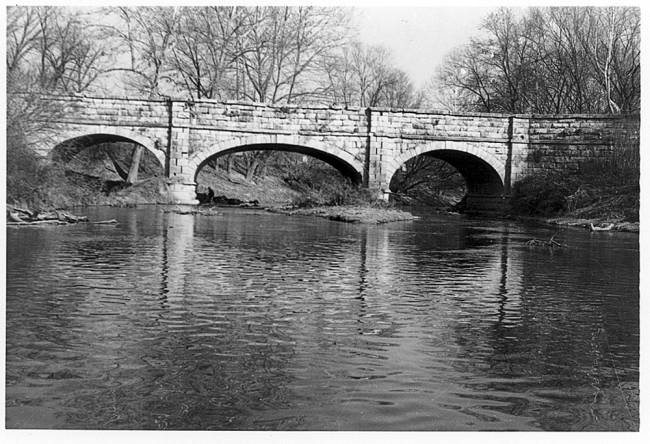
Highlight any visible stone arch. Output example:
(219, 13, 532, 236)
(49, 127, 166, 169)
(385, 141, 506, 196)
(187, 134, 364, 183)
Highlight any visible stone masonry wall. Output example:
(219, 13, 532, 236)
(45, 95, 170, 126)
(523, 114, 640, 175)
(36, 94, 640, 203)
(184, 100, 367, 152)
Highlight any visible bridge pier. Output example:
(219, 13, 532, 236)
(167, 181, 199, 205)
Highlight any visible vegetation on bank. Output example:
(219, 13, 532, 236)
(510, 144, 639, 230)
(6, 141, 170, 211)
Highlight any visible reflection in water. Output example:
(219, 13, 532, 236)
(5, 207, 639, 431)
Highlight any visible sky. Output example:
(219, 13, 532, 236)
(356, 7, 492, 88)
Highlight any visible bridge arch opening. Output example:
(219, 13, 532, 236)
(191, 142, 363, 205)
(51, 133, 165, 168)
(388, 148, 505, 211)
(50, 133, 166, 191)
(193, 143, 362, 184)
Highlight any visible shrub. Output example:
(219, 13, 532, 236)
(511, 144, 639, 220)
(291, 179, 375, 208)
(511, 171, 574, 216)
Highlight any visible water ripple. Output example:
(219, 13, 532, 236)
(5, 207, 639, 430)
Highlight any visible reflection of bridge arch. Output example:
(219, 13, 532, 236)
(49, 129, 166, 169)
(385, 141, 506, 196)
(187, 135, 364, 184)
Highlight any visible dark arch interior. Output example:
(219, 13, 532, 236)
(195, 143, 362, 184)
(51, 134, 160, 165)
(389, 149, 504, 205)
(430, 150, 504, 195)
(50, 134, 164, 186)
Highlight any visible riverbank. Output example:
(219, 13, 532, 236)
(510, 200, 639, 233)
(268, 205, 417, 224)
(7, 152, 637, 231)
(510, 162, 638, 233)
(543, 217, 639, 233)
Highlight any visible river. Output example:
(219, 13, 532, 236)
(5, 206, 639, 431)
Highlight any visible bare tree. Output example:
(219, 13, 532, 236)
(6, 7, 42, 80)
(8, 6, 109, 94)
(434, 40, 495, 112)
(170, 7, 255, 100)
(433, 6, 640, 114)
(31, 7, 109, 94)
(235, 6, 351, 104)
(324, 42, 420, 108)
(577, 7, 640, 113)
(101, 7, 179, 97)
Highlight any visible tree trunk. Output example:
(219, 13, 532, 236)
(105, 150, 130, 181)
(126, 144, 144, 184)
(255, 161, 267, 178)
(226, 155, 235, 179)
(246, 157, 260, 181)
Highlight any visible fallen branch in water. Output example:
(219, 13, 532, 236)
(6, 207, 117, 227)
(7, 219, 68, 226)
(11, 206, 35, 218)
(91, 219, 118, 224)
(589, 223, 615, 232)
(526, 234, 567, 249)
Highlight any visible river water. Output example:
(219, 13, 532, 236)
(5, 207, 639, 431)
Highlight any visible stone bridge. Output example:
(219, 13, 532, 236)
(29, 94, 639, 211)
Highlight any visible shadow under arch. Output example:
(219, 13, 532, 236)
(387, 144, 505, 197)
(188, 136, 364, 184)
(49, 131, 166, 170)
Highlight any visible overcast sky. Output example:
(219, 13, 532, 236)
(356, 7, 493, 88)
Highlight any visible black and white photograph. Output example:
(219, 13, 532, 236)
(2, 0, 644, 438)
